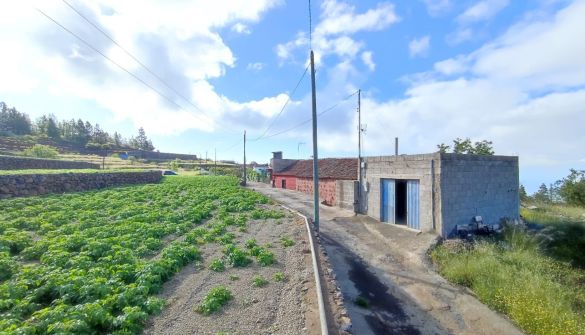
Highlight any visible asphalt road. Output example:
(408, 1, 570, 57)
(249, 182, 524, 335)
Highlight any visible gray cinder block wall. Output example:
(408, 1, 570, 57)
(360, 153, 519, 237)
(335, 180, 358, 211)
(439, 154, 519, 237)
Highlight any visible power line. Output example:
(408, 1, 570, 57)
(253, 64, 309, 141)
(258, 90, 359, 140)
(59, 0, 237, 132)
(36, 8, 214, 127)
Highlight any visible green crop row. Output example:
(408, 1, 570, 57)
(0, 176, 271, 334)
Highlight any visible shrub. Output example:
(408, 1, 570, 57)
(280, 236, 295, 247)
(22, 144, 59, 158)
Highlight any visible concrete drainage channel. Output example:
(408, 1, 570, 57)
(281, 205, 353, 335)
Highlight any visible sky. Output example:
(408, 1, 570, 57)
(1, 0, 584, 193)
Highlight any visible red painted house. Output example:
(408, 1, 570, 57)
(270, 152, 357, 206)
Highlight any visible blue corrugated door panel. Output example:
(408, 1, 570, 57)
(407, 180, 420, 230)
(381, 179, 395, 224)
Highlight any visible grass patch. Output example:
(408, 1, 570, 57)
(431, 225, 585, 335)
(196, 286, 233, 315)
(252, 275, 268, 287)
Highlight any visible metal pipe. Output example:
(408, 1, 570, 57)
(281, 205, 329, 335)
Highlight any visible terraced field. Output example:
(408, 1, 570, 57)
(0, 176, 313, 334)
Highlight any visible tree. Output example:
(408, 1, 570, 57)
(519, 184, 529, 203)
(533, 183, 551, 203)
(132, 127, 155, 151)
(437, 143, 450, 153)
(113, 132, 122, 147)
(558, 169, 585, 207)
(473, 140, 494, 155)
(34, 114, 60, 139)
(0, 103, 32, 135)
(453, 138, 474, 154)
(437, 138, 494, 155)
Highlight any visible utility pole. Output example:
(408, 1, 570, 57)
(310, 50, 320, 232)
(243, 130, 247, 186)
(357, 89, 362, 214)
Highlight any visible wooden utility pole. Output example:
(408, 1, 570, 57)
(310, 50, 320, 232)
(243, 130, 247, 186)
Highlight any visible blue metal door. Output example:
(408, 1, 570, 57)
(381, 179, 395, 224)
(407, 180, 420, 230)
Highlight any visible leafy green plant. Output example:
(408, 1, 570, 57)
(224, 244, 251, 267)
(255, 249, 275, 266)
(280, 236, 295, 247)
(273, 272, 285, 282)
(252, 275, 268, 287)
(209, 259, 225, 272)
(196, 286, 233, 315)
(245, 238, 258, 249)
(251, 209, 285, 220)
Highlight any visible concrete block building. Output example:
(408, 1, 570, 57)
(270, 151, 519, 238)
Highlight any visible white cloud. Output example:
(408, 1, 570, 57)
(457, 0, 511, 24)
(361, 51, 375, 71)
(422, 0, 452, 16)
(308, 0, 585, 175)
(247, 62, 264, 70)
(0, 0, 287, 135)
(409, 36, 431, 57)
(231, 23, 251, 34)
(276, 0, 398, 65)
(446, 27, 474, 44)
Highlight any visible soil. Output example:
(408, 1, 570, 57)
(142, 205, 318, 335)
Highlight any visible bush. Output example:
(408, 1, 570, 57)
(22, 144, 59, 158)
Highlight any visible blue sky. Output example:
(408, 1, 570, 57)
(1, 0, 584, 193)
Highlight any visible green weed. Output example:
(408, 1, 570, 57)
(209, 259, 225, 272)
(280, 236, 295, 247)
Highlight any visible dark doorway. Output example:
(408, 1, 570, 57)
(281, 179, 286, 189)
(395, 180, 407, 225)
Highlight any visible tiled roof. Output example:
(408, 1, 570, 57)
(276, 158, 357, 180)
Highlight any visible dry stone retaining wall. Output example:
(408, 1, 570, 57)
(0, 155, 99, 170)
(0, 171, 162, 199)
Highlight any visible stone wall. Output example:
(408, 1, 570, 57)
(439, 154, 519, 237)
(0, 171, 162, 199)
(0, 155, 99, 170)
(361, 154, 439, 233)
(335, 180, 358, 211)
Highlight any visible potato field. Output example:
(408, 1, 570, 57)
(0, 176, 312, 334)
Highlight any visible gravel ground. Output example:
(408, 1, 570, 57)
(142, 205, 317, 335)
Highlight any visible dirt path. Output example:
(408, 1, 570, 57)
(142, 205, 319, 335)
(249, 182, 524, 335)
